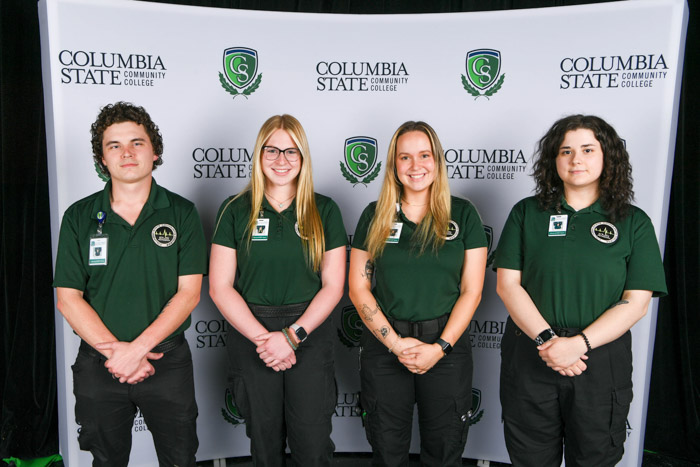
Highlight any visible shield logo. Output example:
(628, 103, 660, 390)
(471, 388, 482, 414)
(223, 48, 258, 89)
(344, 137, 377, 178)
(222, 388, 244, 425)
(466, 49, 501, 90)
(338, 305, 363, 348)
(483, 225, 493, 254)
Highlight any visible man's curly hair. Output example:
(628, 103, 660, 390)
(91, 102, 164, 177)
(532, 114, 634, 222)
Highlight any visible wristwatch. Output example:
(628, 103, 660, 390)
(290, 324, 308, 343)
(435, 338, 453, 356)
(534, 328, 557, 346)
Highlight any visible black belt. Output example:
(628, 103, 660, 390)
(248, 301, 309, 318)
(389, 313, 450, 338)
(79, 333, 185, 357)
(552, 326, 581, 338)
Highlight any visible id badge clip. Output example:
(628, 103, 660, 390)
(89, 211, 108, 266)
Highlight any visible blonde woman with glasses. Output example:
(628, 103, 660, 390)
(209, 114, 347, 466)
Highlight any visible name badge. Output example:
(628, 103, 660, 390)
(386, 222, 403, 244)
(89, 236, 108, 266)
(548, 214, 568, 237)
(252, 218, 269, 241)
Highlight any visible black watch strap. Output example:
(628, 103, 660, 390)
(435, 338, 453, 356)
(534, 328, 557, 346)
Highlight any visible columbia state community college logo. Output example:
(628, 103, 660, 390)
(219, 47, 262, 99)
(222, 388, 245, 425)
(470, 388, 484, 425)
(340, 137, 382, 186)
(337, 305, 363, 348)
(461, 49, 505, 99)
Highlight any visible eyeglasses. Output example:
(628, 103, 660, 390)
(262, 146, 300, 162)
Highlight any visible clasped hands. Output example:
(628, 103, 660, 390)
(254, 331, 296, 372)
(537, 336, 589, 377)
(95, 341, 163, 385)
(392, 336, 444, 375)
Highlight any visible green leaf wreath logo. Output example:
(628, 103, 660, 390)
(469, 388, 485, 426)
(461, 49, 505, 100)
(341, 137, 381, 186)
(94, 162, 110, 182)
(483, 225, 496, 269)
(337, 305, 363, 348)
(219, 47, 262, 99)
(221, 388, 245, 425)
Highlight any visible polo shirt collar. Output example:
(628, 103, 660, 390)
(560, 197, 607, 215)
(91, 177, 170, 224)
(261, 195, 297, 215)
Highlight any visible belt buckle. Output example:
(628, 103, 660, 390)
(411, 322, 421, 338)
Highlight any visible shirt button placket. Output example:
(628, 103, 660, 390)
(276, 213, 283, 240)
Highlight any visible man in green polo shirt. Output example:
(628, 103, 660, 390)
(53, 102, 206, 466)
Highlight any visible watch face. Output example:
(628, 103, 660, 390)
(436, 338, 452, 355)
(536, 328, 555, 345)
(294, 326, 308, 342)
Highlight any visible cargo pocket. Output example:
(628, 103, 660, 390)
(610, 386, 633, 447)
(359, 391, 377, 446)
(455, 396, 472, 448)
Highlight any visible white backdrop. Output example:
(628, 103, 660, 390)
(39, 0, 688, 465)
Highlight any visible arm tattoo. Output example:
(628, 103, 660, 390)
(360, 303, 377, 322)
(372, 326, 389, 341)
(608, 300, 630, 310)
(361, 260, 375, 282)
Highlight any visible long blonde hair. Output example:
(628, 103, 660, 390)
(239, 115, 325, 271)
(365, 121, 451, 259)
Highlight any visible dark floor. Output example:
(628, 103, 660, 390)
(194, 451, 700, 466)
(196, 455, 507, 466)
(3, 450, 696, 466)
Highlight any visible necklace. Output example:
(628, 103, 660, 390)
(265, 191, 295, 208)
(401, 198, 428, 207)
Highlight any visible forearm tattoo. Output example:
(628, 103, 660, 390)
(361, 260, 375, 282)
(360, 303, 378, 322)
(608, 300, 630, 310)
(372, 326, 389, 341)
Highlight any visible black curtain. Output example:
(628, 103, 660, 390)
(0, 0, 58, 460)
(1, 0, 697, 462)
(644, 4, 700, 461)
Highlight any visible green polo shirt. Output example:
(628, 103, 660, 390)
(211, 192, 347, 305)
(494, 196, 667, 329)
(53, 179, 207, 342)
(352, 196, 488, 322)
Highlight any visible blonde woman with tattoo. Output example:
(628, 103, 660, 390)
(348, 121, 487, 467)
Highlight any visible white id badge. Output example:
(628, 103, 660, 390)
(89, 236, 108, 265)
(252, 218, 269, 241)
(548, 214, 568, 237)
(386, 222, 403, 244)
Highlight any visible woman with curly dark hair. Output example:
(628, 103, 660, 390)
(494, 115, 667, 466)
